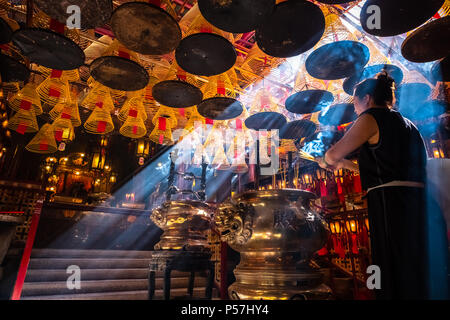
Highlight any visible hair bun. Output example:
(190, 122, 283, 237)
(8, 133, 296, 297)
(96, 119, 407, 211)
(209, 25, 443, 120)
(376, 70, 395, 88)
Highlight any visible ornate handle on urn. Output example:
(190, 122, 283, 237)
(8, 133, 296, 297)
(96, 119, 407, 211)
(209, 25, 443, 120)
(216, 201, 254, 245)
(150, 206, 167, 228)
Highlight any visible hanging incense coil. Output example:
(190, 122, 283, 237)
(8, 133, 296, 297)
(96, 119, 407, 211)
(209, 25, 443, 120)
(201, 71, 238, 100)
(52, 117, 75, 142)
(7, 83, 43, 115)
(25, 123, 57, 154)
(248, 88, 281, 115)
(81, 81, 116, 112)
(149, 116, 175, 145)
(212, 144, 231, 171)
(119, 111, 147, 139)
(119, 97, 148, 122)
(36, 74, 71, 108)
(84, 105, 115, 134)
(239, 43, 285, 84)
(37, 66, 80, 83)
(49, 101, 81, 127)
(7, 108, 39, 134)
(86, 76, 126, 104)
(152, 106, 178, 128)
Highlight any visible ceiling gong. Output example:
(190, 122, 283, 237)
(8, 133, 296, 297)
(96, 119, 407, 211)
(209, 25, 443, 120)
(90, 56, 149, 91)
(360, 0, 445, 37)
(175, 33, 237, 77)
(111, 2, 181, 55)
(12, 28, 85, 70)
(255, 0, 325, 58)
(198, 0, 275, 34)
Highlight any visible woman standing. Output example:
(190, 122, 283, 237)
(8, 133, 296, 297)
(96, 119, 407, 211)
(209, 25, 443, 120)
(318, 72, 434, 299)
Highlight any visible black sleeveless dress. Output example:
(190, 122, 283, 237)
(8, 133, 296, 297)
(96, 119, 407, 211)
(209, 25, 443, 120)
(358, 108, 428, 299)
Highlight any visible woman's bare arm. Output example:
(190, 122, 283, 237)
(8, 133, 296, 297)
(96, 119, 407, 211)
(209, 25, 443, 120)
(324, 113, 379, 166)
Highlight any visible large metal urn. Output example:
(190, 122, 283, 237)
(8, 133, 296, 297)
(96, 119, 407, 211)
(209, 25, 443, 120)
(216, 189, 332, 300)
(151, 200, 214, 251)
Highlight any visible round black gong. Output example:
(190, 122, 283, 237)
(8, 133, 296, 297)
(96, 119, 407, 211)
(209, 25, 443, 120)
(285, 90, 334, 114)
(0, 17, 13, 44)
(401, 16, 450, 63)
(34, 0, 113, 29)
(305, 41, 370, 80)
(198, 0, 275, 34)
(90, 56, 149, 91)
(431, 56, 450, 83)
(255, 0, 325, 58)
(280, 120, 317, 140)
(400, 100, 448, 121)
(343, 64, 404, 95)
(0, 53, 30, 82)
(152, 80, 203, 108)
(395, 83, 432, 109)
(111, 2, 181, 55)
(318, 104, 357, 127)
(12, 28, 85, 70)
(245, 112, 287, 131)
(175, 33, 236, 77)
(197, 97, 243, 120)
(360, 0, 445, 37)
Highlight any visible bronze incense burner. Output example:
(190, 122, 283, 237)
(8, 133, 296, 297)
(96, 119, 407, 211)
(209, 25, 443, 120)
(151, 200, 214, 251)
(216, 189, 332, 300)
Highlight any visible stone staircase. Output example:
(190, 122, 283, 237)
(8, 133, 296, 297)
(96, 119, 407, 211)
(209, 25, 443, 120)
(20, 249, 215, 300)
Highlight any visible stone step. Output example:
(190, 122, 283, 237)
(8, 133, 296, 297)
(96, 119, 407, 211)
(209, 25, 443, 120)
(28, 258, 151, 270)
(21, 287, 213, 300)
(30, 249, 154, 259)
(25, 268, 201, 282)
(21, 277, 208, 296)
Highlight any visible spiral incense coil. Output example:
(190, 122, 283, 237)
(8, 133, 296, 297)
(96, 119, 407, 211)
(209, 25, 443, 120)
(52, 117, 75, 142)
(184, 106, 206, 132)
(103, 39, 141, 64)
(201, 71, 238, 100)
(84, 105, 114, 134)
(25, 123, 57, 154)
(119, 98, 147, 123)
(152, 106, 178, 128)
(248, 88, 281, 115)
(119, 111, 147, 138)
(7, 108, 39, 134)
(149, 116, 175, 145)
(37, 66, 80, 83)
(162, 60, 206, 91)
(81, 81, 115, 112)
(49, 101, 81, 127)
(36, 74, 71, 108)
(211, 144, 231, 171)
(86, 77, 126, 104)
(8, 83, 43, 115)
(239, 43, 285, 83)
